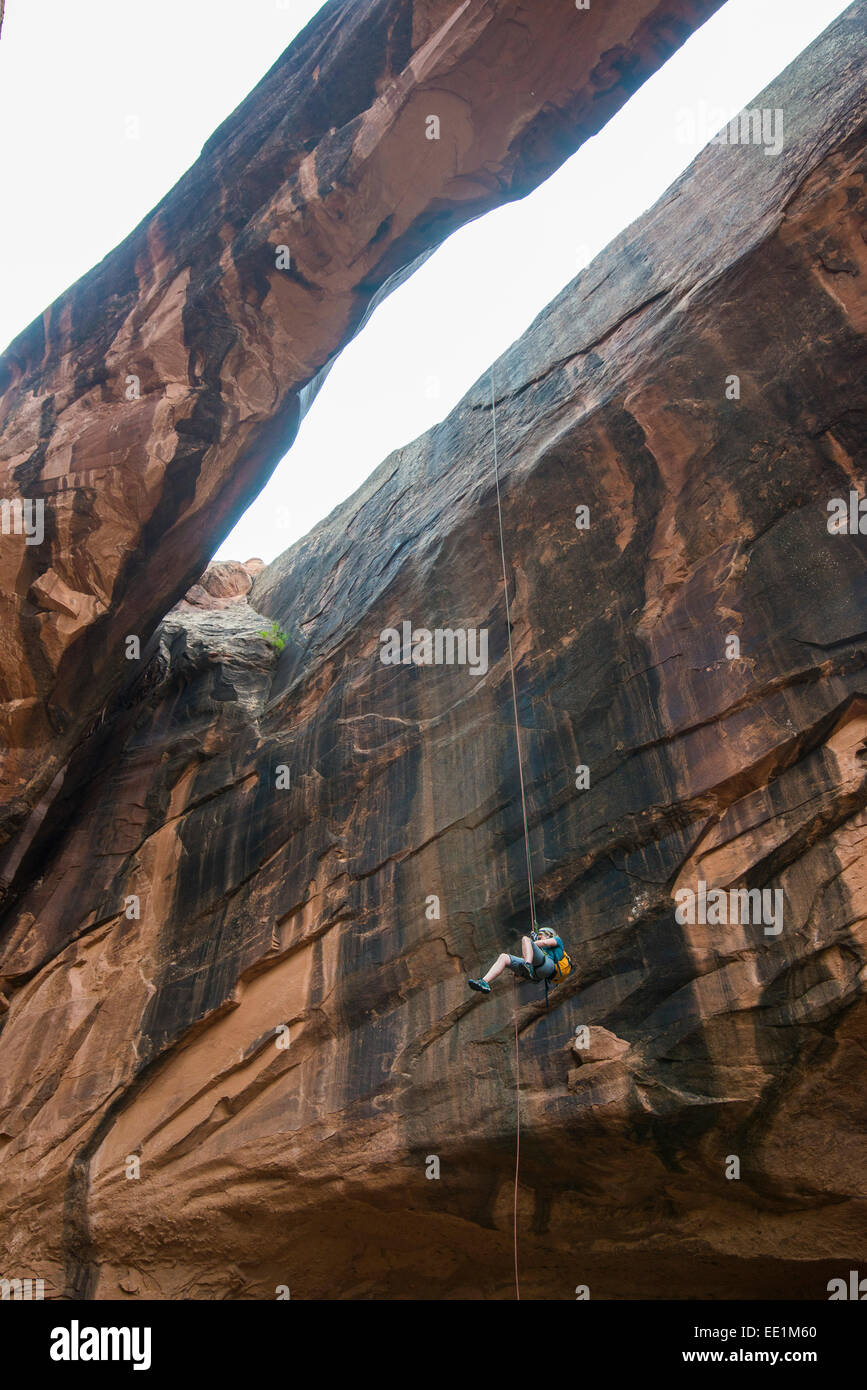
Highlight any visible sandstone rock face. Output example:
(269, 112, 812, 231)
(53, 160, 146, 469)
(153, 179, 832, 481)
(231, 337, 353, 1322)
(571, 1026, 630, 1065)
(1, 6, 866, 1301)
(173, 559, 263, 611)
(0, 0, 722, 860)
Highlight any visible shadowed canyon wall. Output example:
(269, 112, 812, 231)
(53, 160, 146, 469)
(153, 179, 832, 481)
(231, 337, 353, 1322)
(1, 4, 866, 1299)
(0, 0, 723, 861)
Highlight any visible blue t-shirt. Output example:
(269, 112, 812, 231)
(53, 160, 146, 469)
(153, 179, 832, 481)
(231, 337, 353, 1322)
(539, 933, 564, 963)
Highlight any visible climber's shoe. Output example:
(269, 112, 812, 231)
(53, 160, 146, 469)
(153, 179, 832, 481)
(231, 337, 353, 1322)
(468, 978, 492, 994)
(516, 961, 535, 981)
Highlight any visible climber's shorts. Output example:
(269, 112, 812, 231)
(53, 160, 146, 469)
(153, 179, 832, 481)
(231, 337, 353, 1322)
(508, 941, 556, 980)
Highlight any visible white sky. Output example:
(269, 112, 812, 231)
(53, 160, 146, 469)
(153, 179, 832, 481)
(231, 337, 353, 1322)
(0, 0, 852, 565)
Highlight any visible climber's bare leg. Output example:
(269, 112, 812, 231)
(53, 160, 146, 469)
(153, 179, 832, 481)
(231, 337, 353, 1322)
(521, 935, 534, 965)
(482, 952, 511, 984)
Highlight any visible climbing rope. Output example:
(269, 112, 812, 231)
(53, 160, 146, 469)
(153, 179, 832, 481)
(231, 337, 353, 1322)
(490, 365, 536, 1302)
(490, 366, 537, 930)
(513, 977, 521, 1302)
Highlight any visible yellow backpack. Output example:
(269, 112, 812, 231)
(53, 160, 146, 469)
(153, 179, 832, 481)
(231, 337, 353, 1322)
(551, 948, 572, 982)
(537, 931, 571, 984)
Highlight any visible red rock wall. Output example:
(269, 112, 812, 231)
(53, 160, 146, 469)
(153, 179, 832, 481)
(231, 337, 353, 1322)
(0, 0, 723, 861)
(1, 3, 866, 1301)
